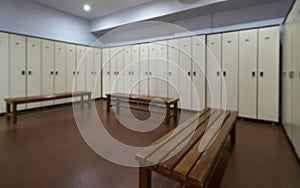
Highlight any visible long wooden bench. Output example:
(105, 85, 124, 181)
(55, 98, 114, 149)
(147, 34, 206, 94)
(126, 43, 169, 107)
(106, 93, 179, 125)
(4, 91, 92, 124)
(136, 108, 238, 188)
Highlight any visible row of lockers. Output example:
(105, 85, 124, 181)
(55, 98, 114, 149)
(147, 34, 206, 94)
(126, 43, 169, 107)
(0, 32, 102, 113)
(101, 26, 279, 122)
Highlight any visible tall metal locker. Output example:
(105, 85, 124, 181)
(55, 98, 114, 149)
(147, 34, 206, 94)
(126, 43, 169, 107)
(54, 42, 66, 104)
(76, 45, 86, 92)
(110, 47, 118, 93)
(131, 44, 140, 95)
(149, 41, 168, 97)
(102, 48, 110, 97)
(66, 43, 76, 103)
(206, 34, 222, 109)
(221, 32, 239, 111)
(258, 26, 279, 122)
(9, 34, 26, 110)
(191, 35, 206, 111)
(140, 43, 149, 96)
(93, 48, 102, 99)
(0, 32, 9, 113)
(124, 46, 132, 94)
(41, 40, 54, 106)
(116, 46, 124, 93)
(167, 39, 180, 99)
(239, 29, 258, 119)
(85, 47, 94, 96)
(27, 37, 42, 109)
(179, 37, 192, 110)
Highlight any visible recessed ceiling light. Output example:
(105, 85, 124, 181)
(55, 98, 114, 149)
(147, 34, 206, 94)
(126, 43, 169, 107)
(83, 4, 91, 12)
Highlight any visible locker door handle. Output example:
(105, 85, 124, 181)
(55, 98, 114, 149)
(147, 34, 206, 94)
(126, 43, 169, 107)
(193, 71, 196, 76)
(21, 70, 26, 75)
(169, 72, 172, 76)
(91, 71, 94, 75)
(129, 72, 131, 75)
(252, 71, 256, 77)
(289, 71, 294, 79)
(223, 71, 226, 77)
(260, 71, 264, 77)
(73, 71, 76, 75)
(55, 71, 58, 75)
(145, 72, 148, 76)
(217, 71, 220, 76)
(149, 72, 152, 76)
(132, 71, 134, 75)
(50, 71, 54, 75)
(107, 71, 110, 75)
(188, 71, 191, 76)
(28, 70, 32, 75)
(77, 71, 80, 75)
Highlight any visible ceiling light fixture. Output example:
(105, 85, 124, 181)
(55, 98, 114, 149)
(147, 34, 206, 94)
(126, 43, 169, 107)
(83, 4, 91, 12)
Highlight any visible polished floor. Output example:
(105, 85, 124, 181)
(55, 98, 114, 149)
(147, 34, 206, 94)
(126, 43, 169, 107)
(0, 100, 299, 188)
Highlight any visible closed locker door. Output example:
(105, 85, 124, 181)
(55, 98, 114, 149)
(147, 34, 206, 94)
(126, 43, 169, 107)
(192, 35, 206, 111)
(179, 37, 192, 110)
(76, 45, 86, 92)
(0, 32, 9, 113)
(222, 32, 239, 111)
(168, 39, 180, 99)
(258, 26, 279, 122)
(140, 43, 149, 95)
(116, 47, 124, 93)
(124, 46, 132, 94)
(93, 48, 102, 99)
(102, 48, 110, 97)
(41, 40, 54, 106)
(85, 47, 94, 95)
(131, 45, 140, 95)
(110, 47, 118, 93)
(206, 34, 222, 109)
(149, 42, 158, 96)
(54, 42, 66, 104)
(239, 29, 258, 119)
(27, 37, 42, 109)
(66, 44, 76, 103)
(10, 34, 26, 110)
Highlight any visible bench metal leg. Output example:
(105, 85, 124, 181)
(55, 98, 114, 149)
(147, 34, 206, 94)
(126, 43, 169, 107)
(139, 167, 151, 188)
(6, 103, 11, 121)
(166, 104, 170, 125)
(230, 122, 236, 145)
(12, 104, 17, 124)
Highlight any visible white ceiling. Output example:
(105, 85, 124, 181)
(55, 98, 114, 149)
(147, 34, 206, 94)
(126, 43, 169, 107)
(31, 0, 154, 20)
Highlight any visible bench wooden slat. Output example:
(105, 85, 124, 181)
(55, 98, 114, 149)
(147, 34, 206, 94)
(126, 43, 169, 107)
(188, 111, 238, 187)
(172, 110, 230, 181)
(135, 108, 209, 165)
(107, 93, 179, 104)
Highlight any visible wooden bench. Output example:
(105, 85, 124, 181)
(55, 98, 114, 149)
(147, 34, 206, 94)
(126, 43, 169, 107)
(106, 93, 179, 125)
(4, 91, 92, 124)
(136, 108, 238, 188)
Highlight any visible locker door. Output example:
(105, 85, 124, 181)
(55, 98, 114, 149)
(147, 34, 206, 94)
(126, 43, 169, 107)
(206, 34, 222, 109)
(0, 32, 9, 113)
(192, 35, 206, 111)
(140, 43, 149, 95)
(179, 37, 192, 110)
(124, 46, 132, 94)
(27, 37, 42, 109)
(93, 48, 102, 99)
(149, 42, 158, 96)
(76, 45, 86, 92)
(66, 44, 76, 103)
(110, 47, 118, 93)
(222, 32, 239, 111)
(85, 47, 94, 95)
(153, 41, 167, 97)
(131, 45, 140, 95)
(41, 40, 54, 106)
(258, 26, 279, 122)
(168, 39, 180, 99)
(10, 34, 26, 110)
(239, 29, 258, 119)
(116, 46, 124, 93)
(102, 48, 110, 97)
(54, 42, 66, 104)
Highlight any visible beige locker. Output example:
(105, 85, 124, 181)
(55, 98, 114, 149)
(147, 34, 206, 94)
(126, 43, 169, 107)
(206, 34, 222, 109)
(258, 26, 279, 122)
(9, 34, 26, 110)
(131, 45, 140, 95)
(93, 48, 102, 99)
(179, 37, 192, 110)
(76, 45, 86, 92)
(124, 46, 132, 94)
(149, 41, 168, 97)
(66, 43, 76, 103)
(191, 35, 206, 111)
(167, 39, 180, 99)
(116, 46, 124, 93)
(102, 48, 110, 97)
(221, 32, 239, 111)
(54, 42, 66, 104)
(239, 29, 258, 119)
(27, 37, 42, 109)
(41, 40, 54, 106)
(85, 47, 94, 95)
(110, 47, 118, 93)
(140, 43, 149, 96)
(0, 32, 9, 113)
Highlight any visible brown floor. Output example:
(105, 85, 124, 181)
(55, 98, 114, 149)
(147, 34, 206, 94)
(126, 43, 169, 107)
(0, 99, 299, 188)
